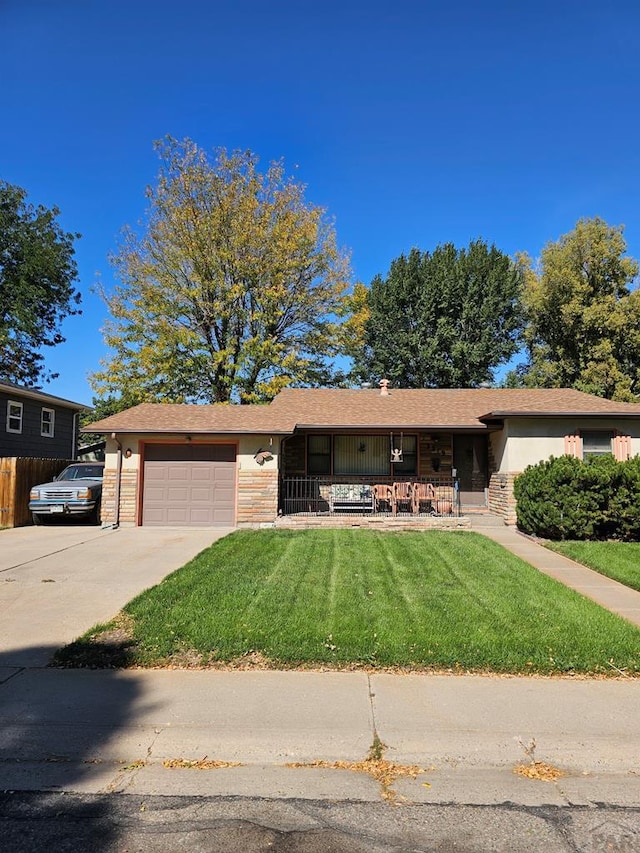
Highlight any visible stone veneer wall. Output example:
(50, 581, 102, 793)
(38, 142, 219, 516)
(101, 468, 139, 526)
(487, 471, 518, 525)
(236, 468, 279, 526)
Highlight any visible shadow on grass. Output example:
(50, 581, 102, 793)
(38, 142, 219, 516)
(52, 622, 139, 669)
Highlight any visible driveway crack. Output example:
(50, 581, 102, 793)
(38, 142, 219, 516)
(0, 531, 113, 574)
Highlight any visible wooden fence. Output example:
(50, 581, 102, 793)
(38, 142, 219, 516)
(0, 457, 72, 528)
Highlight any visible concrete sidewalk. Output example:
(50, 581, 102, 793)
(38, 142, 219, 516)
(1, 667, 639, 807)
(476, 522, 640, 627)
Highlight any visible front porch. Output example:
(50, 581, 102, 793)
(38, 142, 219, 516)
(279, 428, 491, 523)
(279, 475, 461, 519)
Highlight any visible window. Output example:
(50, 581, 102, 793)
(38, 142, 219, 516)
(307, 434, 331, 474)
(581, 430, 613, 458)
(41, 407, 55, 437)
(334, 435, 389, 475)
(6, 401, 23, 433)
(389, 435, 418, 474)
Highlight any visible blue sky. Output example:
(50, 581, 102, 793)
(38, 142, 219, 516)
(2, 0, 639, 404)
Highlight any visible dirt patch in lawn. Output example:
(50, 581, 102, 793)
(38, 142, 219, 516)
(52, 614, 138, 669)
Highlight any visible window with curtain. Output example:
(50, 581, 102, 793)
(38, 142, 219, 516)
(334, 435, 389, 475)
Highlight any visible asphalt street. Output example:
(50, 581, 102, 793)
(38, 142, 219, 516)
(1, 792, 639, 853)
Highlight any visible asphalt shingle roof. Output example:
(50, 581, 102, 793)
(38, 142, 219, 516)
(0, 380, 89, 411)
(84, 387, 640, 435)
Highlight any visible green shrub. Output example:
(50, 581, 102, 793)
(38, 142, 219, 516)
(514, 454, 640, 541)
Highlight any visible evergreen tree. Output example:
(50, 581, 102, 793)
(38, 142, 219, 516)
(355, 241, 523, 387)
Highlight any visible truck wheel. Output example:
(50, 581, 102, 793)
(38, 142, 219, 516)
(32, 513, 44, 526)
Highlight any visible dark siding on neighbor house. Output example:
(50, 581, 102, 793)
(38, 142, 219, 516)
(0, 391, 77, 458)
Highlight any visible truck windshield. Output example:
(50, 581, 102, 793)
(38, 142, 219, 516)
(58, 465, 104, 480)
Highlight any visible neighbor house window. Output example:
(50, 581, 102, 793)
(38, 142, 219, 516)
(6, 401, 23, 433)
(581, 430, 613, 458)
(41, 407, 55, 437)
(307, 434, 331, 474)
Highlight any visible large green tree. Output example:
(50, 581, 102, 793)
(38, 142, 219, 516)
(0, 181, 81, 386)
(354, 240, 523, 387)
(517, 218, 640, 400)
(92, 138, 351, 404)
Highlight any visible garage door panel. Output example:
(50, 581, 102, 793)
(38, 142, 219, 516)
(145, 468, 168, 482)
(166, 508, 189, 523)
(191, 467, 214, 482)
(144, 484, 167, 499)
(167, 487, 190, 501)
(142, 445, 236, 527)
(190, 488, 214, 502)
(190, 508, 214, 523)
(168, 466, 190, 480)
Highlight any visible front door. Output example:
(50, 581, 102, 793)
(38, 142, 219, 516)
(453, 435, 488, 506)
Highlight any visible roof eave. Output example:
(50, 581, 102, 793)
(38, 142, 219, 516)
(481, 410, 640, 420)
(82, 425, 293, 435)
(293, 422, 488, 431)
(0, 383, 90, 411)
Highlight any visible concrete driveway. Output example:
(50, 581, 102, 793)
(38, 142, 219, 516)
(0, 525, 234, 667)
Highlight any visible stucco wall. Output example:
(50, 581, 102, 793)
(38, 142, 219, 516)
(101, 433, 281, 526)
(487, 417, 640, 524)
(502, 417, 640, 472)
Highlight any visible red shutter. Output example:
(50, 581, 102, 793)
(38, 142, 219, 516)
(613, 433, 632, 461)
(564, 433, 582, 458)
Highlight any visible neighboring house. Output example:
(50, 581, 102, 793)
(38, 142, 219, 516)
(85, 384, 640, 528)
(77, 439, 106, 462)
(0, 380, 89, 459)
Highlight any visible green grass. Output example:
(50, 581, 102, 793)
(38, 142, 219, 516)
(547, 540, 640, 593)
(56, 529, 640, 674)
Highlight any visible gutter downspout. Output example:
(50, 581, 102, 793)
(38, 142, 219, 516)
(112, 432, 122, 529)
(72, 412, 79, 459)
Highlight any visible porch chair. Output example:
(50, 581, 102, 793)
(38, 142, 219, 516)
(433, 485, 453, 515)
(412, 482, 435, 515)
(372, 483, 393, 514)
(392, 481, 413, 516)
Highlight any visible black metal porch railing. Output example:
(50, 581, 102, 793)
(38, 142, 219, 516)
(280, 476, 460, 517)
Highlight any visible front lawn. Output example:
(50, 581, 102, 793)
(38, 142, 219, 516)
(56, 529, 640, 674)
(547, 541, 640, 593)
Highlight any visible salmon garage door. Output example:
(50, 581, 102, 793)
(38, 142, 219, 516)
(142, 444, 236, 526)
